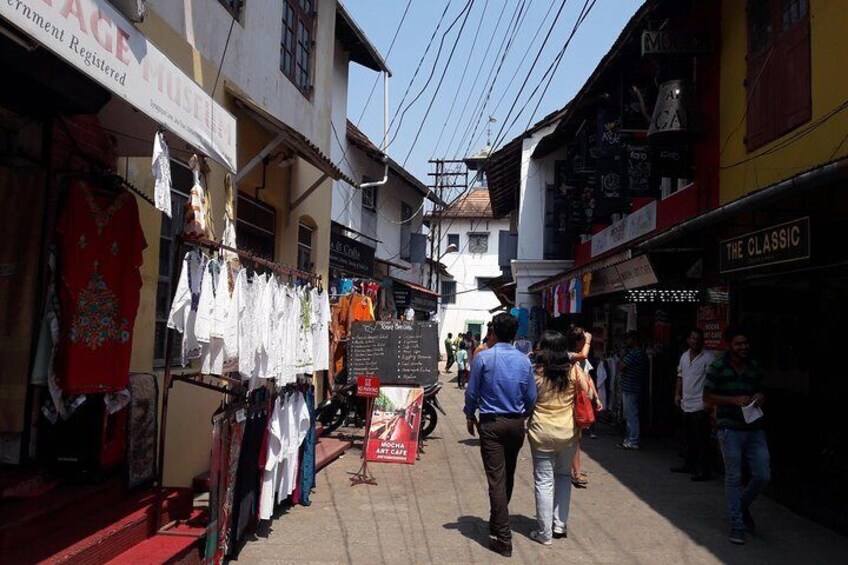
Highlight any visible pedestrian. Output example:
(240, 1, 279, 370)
(672, 328, 716, 481)
(528, 329, 601, 545)
(617, 330, 648, 450)
(514, 333, 533, 356)
(456, 341, 469, 389)
(444, 333, 455, 373)
(570, 334, 600, 489)
(703, 326, 768, 545)
(464, 313, 537, 557)
(473, 323, 494, 361)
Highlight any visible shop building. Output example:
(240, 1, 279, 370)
(0, 0, 390, 561)
(330, 120, 442, 318)
(486, 0, 848, 535)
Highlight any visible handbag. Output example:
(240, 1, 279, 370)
(572, 364, 596, 429)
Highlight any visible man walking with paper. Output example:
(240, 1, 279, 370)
(703, 327, 768, 545)
(464, 313, 537, 557)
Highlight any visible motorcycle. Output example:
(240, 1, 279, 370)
(316, 380, 447, 439)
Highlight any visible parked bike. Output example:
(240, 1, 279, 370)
(316, 380, 447, 439)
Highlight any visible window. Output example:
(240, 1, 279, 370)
(476, 277, 498, 291)
(154, 162, 192, 366)
(441, 280, 457, 305)
(447, 233, 459, 250)
(362, 184, 378, 211)
(400, 202, 412, 261)
(297, 223, 314, 272)
(281, 0, 316, 96)
(236, 192, 276, 261)
(217, 0, 243, 18)
(468, 233, 489, 254)
(745, 0, 810, 150)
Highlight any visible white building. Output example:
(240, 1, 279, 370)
(427, 189, 511, 350)
(331, 121, 440, 291)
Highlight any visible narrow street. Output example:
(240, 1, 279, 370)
(238, 370, 848, 565)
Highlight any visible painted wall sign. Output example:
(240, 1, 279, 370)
(1, 0, 237, 172)
(641, 30, 712, 56)
(719, 217, 810, 273)
(329, 232, 375, 278)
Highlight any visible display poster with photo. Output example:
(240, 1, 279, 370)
(365, 386, 423, 465)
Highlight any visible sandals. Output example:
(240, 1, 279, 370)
(571, 472, 588, 488)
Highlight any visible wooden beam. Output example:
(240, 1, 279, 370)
(289, 173, 330, 215)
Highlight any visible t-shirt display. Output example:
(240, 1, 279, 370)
(55, 181, 146, 394)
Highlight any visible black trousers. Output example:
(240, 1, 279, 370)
(684, 410, 712, 475)
(445, 354, 455, 371)
(479, 416, 525, 543)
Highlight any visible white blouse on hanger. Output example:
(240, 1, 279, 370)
(167, 250, 206, 365)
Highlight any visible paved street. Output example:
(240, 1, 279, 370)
(237, 372, 848, 564)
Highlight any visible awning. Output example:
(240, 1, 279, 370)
(376, 256, 410, 272)
(529, 250, 633, 292)
(1, 1, 237, 172)
(392, 278, 439, 313)
(226, 83, 356, 187)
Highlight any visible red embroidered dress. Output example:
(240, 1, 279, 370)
(55, 181, 146, 394)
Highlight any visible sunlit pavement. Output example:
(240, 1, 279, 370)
(237, 367, 848, 564)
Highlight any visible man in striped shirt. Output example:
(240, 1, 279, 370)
(703, 326, 768, 546)
(617, 331, 648, 450)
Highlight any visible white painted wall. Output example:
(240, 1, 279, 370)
(436, 216, 510, 351)
(149, 0, 338, 154)
(513, 124, 572, 309)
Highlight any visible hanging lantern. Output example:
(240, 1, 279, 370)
(648, 80, 696, 138)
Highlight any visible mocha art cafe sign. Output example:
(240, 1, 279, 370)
(719, 217, 810, 274)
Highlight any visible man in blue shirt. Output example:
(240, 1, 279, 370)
(464, 313, 537, 557)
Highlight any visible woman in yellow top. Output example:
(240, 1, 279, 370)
(527, 328, 601, 545)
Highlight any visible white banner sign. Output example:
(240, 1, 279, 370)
(591, 201, 657, 257)
(1, 0, 237, 172)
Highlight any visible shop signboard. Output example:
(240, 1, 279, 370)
(392, 284, 438, 313)
(356, 376, 380, 398)
(642, 29, 712, 56)
(329, 232, 375, 278)
(591, 201, 657, 257)
(697, 304, 729, 351)
(617, 255, 658, 289)
(366, 386, 423, 465)
(719, 217, 810, 274)
(588, 255, 658, 297)
(348, 321, 438, 386)
(1, 0, 237, 172)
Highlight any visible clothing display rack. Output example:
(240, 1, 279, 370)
(155, 234, 322, 528)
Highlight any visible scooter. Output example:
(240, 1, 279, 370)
(420, 381, 446, 439)
(316, 380, 447, 439)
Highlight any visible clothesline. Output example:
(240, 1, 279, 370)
(182, 236, 321, 283)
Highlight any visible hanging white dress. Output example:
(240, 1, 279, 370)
(167, 250, 206, 365)
(311, 287, 331, 372)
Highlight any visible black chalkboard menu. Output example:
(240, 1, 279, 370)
(348, 321, 439, 386)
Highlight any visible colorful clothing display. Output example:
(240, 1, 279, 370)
(55, 181, 146, 394)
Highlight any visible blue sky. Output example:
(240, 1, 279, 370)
(342, 0, 644, 192)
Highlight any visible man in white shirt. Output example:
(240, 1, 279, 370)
(673, 328, 716, 481)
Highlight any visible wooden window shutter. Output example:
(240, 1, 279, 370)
(774, 5, 811, 136)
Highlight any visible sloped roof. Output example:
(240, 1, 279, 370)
(426, 188, 493, 220)
(336, 1, 391, 74)
(346, 121, 444, 205)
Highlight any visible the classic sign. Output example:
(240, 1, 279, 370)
(1, 0, 237, 172)
(329, 232, 375, 278)
(719, 217, 810, 274)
